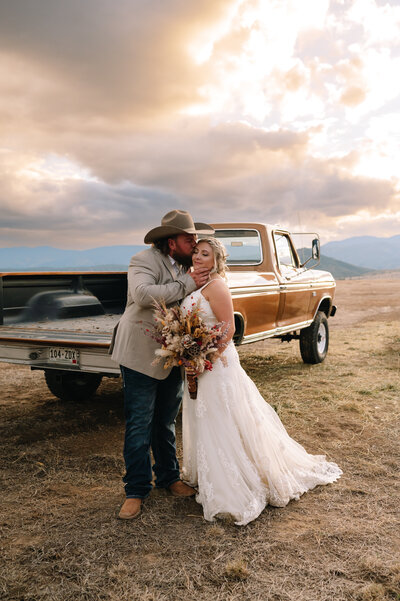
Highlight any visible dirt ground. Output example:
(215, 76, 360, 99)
(0, 277, 399, 601)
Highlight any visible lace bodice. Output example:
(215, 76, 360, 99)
(181, 281, 220, 328)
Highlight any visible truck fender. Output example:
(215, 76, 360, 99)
(314, 296, 335, 319)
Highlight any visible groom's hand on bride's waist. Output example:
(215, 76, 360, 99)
(189, 267, 210, 288)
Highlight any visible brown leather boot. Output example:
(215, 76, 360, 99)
(118, 498, 142, 519)
(168, 481, 196, 497)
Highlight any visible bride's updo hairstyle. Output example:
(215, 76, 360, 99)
(198, 237, 229, 279)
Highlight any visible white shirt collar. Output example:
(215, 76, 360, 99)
(168, 254, 182, 274)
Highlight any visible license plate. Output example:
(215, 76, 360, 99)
(48, 347, 80, 365)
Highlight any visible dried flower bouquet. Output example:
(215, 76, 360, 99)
(146, 298, 227, 399)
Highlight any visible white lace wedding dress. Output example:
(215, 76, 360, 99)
(181, 283, 342, 526)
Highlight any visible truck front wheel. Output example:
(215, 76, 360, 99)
(44, 369, 102, 401)
(299, 311, 329, 364)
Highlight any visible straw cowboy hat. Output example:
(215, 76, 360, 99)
(144, 210, 214, 244)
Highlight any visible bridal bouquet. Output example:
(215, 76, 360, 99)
(146, 298, 228, 399)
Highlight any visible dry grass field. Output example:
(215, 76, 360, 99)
(1, 277, 399, 601)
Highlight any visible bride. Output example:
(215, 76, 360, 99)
(181, 238, 342, 526)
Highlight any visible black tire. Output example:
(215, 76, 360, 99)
(299, 311, 329, 364)
(44, 369, 102, 401)
(233, 314, 245, 345)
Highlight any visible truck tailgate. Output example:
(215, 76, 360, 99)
(0, 314, 120, 374)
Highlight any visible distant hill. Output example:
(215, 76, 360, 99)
(322, 235, 400, 270)
(297, 248, 372, 279)
(0, 244, 372, 280)
(318, 255, 372, 279)
(0, 245, 146, 270)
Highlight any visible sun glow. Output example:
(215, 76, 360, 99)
(351, 113, 400, 182)
(184, 0, 331, 122)
(187, 0, 245, 65)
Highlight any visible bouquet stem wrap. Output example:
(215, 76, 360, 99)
(187, 372, 198, 399)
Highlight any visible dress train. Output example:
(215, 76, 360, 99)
(181, 285, 342, 525)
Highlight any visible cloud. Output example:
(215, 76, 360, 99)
(0, 0, 399, 249)
(1, 119, 398, 247)
(0, 0, 242, 129)
(348, 0, 400, 46)
(339, 86, 366, 107)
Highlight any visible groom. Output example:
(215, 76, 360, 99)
(110, 210, 214, 519)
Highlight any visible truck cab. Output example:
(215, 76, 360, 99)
(212, 223, 336, 362)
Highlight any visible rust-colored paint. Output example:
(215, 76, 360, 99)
(233, 292, 280, 336)
(212, 222, 336, 337)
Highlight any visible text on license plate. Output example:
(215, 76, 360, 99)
(48, 347, 80, 365)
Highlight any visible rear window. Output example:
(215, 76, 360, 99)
(212, 229, 262, 265)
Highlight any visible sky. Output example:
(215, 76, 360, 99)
(0, 0, 400, 249)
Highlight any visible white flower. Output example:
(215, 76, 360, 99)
(155, 349, 173, 357)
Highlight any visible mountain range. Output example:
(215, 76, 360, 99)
(0, 235, 399, 279)
(0, 245, 145, 270)
(322, 235, 400, 270)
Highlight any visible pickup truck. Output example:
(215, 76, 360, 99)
(0, 223, 336, 401)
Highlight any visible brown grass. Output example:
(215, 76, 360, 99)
(0, 278, 400, 601)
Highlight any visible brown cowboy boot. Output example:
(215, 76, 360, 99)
(118, 498, 142, 519)
(168, 481, 196, 497)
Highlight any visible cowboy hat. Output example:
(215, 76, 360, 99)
(144, 209, 214, 244)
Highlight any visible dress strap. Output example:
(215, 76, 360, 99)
(200, 278, 218, 292)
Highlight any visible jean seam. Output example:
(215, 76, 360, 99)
(126, 493, 150, 500)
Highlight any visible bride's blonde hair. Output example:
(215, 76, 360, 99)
(197, 237, 228, 279)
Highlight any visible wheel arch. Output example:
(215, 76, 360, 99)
(233, 311, 245, 345)
(44, 369, 103, 401)
(315, 296, 333, 318)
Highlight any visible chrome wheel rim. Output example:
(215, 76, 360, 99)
(317, 323, 327, 354)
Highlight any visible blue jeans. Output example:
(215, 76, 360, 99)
(120, 365, 183, 499)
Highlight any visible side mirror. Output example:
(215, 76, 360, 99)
(312, 238, 320, 260)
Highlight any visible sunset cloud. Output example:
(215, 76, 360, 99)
(0, 0, 399, 249)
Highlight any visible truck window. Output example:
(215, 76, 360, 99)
(212, 229, 262, 265)
(273, 233, 298, 268)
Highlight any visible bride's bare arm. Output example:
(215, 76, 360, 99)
(203, 279, 235, 346)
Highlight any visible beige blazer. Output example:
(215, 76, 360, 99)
(109, 247, 197, 379)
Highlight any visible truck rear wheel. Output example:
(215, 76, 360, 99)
(44, 369, 102, 401)
(299, 311, 329, 364)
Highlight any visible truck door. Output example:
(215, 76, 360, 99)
(214, 228, 280, 338)
(273, 232, 312, 329)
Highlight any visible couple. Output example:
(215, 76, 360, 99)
(110, 210, 342, 525)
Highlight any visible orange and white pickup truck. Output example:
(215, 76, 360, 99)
(0, 223, 336, 400)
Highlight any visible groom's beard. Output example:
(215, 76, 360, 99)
(171, 250, 193, 268)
